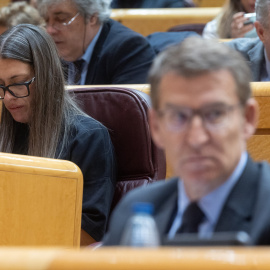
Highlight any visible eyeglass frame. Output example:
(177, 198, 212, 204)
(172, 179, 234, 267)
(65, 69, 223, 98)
(157, 103, 243, 133)
(45, 12, 80, 31)
(0, 77, 36, 99)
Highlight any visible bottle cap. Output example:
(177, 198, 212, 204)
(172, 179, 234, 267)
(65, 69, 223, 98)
(132, 202, 154, 214)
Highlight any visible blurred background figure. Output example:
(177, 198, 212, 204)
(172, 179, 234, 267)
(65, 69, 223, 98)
(111, 0, 195, 8)
(37, 0, 155, 85)
(0, 1, 44, 35)
(203, 0, 256, 39)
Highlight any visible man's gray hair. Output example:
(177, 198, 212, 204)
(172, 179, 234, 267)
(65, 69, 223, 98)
(148, 36, 252, 110)
(38, 0, 112, 23)
(255, 0, 270, 28)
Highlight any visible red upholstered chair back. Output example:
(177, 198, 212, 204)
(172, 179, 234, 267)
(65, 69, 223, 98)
(68, 87, 166, 211)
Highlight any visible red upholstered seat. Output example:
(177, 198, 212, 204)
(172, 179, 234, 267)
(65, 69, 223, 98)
(68, 87, 166, 211)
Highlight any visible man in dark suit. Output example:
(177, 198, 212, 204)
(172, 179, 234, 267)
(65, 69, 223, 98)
(37, 0, 155, 85)
(103, 36, 270, 246)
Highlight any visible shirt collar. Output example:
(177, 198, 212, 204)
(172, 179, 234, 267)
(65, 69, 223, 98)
(80, 24, 103, 66)
(68, 24, 103, 85)
(178, 151, 248, 227)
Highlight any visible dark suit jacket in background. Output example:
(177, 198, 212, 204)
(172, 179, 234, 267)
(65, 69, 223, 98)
(227, 38, 265, 81)
(85, 19, 155, 84)
(146, 31, 199, 55)
(111, 0, 195, 8)
(103, 157, 270, 245)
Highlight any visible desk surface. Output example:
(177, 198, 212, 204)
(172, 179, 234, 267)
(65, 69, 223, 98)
(0, 247, 268, 270)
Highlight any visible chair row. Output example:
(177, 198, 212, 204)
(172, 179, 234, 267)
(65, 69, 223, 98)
(111, 7, 221, 36)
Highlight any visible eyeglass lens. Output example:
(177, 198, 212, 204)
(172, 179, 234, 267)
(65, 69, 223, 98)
(0, 84, 28, 99)
(161, 104, 239, 132)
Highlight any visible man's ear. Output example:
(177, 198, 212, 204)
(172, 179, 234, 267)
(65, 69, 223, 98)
(243, 98, 259, 140)
(148, 108, 165, 149)
(89, 14, 98, 25)
(254, 21, 265, 43)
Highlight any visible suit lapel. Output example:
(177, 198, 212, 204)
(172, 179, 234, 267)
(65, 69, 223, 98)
(215, 157, 260, 232)
(85, 20, 111, 84)
(247, 38, 265, 81)
(248, 162, 270, 244)
(154, 178, 178, 235)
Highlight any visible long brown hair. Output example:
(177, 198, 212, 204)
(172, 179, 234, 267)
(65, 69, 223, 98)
(0, 24, 85, 158)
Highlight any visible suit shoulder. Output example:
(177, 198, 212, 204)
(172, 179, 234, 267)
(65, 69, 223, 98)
(259, 161, 270, 187)
(68, 114, 110, 143)
(227, 38, 262, 53)
(104, 19, 149, 45)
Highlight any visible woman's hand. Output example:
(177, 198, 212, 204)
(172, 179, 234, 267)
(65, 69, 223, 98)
(231, 12, 254, 38)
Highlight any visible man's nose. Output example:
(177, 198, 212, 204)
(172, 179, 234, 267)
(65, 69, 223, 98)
(45, 24, 58, 35)
(186, 115, 210, 149)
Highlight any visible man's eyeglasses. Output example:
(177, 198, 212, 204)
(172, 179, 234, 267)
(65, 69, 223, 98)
(45, 12, 80, 31)
(0, 77, 35, 99)
(157, 103, 242, 132)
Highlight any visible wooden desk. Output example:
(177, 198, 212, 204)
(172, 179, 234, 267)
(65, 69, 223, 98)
(0, 0, 9, 8)
(193, 0, 226, 7)
(111, 8, 220, 36)
(0, 247, 268, 270)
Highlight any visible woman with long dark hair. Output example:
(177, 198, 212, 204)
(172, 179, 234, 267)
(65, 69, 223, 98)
(0, 24, 116, 246)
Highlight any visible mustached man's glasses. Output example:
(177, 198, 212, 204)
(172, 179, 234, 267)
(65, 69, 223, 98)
(45, 12, 79, 31)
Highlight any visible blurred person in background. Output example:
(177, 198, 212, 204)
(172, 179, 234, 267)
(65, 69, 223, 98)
(203, 0, 256, 39)
(0, 1, 43, 35)
(37, 0, 155, 85)
(228, 0, 270, 81)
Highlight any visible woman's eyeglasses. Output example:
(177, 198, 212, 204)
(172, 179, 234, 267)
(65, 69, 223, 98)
(0, 77, 35, 99)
